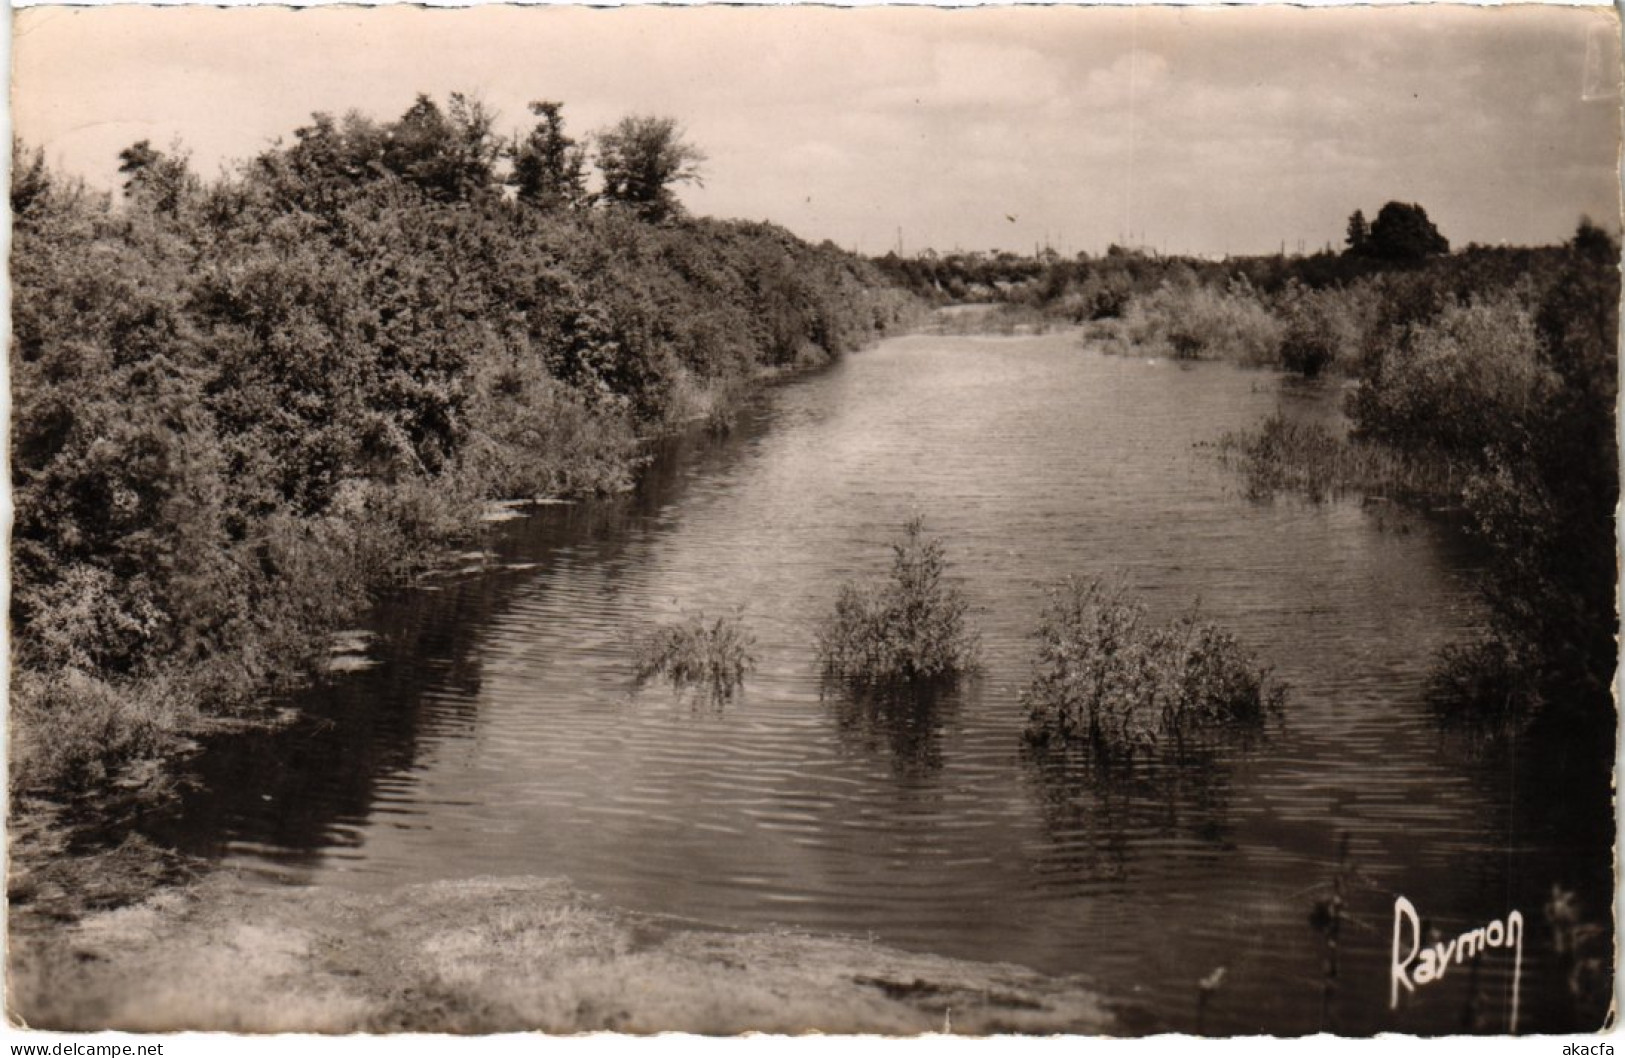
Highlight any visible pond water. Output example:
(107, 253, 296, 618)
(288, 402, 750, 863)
(153, 331, 1612, 1034)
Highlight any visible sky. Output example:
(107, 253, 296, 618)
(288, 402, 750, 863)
(11, 3, 1622, 257)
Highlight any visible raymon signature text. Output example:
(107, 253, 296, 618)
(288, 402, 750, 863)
(1391, 895, 1524, 1032)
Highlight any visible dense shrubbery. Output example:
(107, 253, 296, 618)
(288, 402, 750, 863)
(815, 518, 980, 688)
(1424, 239, 1618, 727)
(1274, 280, 1374, 378)
(886, 243, 1387, 372)
(1021, 577, 1285, 754)
(10, 669, 196, 795)
(1094, 274, 1282, 365)
(873, 248, 1049, 304)
(1349, 296, 1557, 455)
(1219, 226, 1616, 732)
(10, 97, 915, 798)
(1325, 232, 1617, 730)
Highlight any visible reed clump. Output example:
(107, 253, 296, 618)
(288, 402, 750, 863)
(1021, 577, 1284, 754)
(816, 518, 980, 688)
(1218, 413, 1453, 505)
(633, 611, 757, 702)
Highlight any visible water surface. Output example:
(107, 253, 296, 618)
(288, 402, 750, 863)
(157, 331, 1608, 1034)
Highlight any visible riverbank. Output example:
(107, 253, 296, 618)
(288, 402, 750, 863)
(2, 333, 901, 1000)
(11, 95, 924, 961)
(12, 98, 923, 816)
(10, 873, 1112, 1035)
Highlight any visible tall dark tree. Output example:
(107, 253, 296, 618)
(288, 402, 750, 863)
(1570, 214, 1619, 264)
(595, 114, 706, 222)
(509, 101, 587, 211)
(1344, 209, 1369, 254)
(1363, 201, 1449, 261)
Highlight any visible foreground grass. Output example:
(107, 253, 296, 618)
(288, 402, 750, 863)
(10, 874, 1111, 1035)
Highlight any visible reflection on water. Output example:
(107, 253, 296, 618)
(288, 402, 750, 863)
(825, 681, 964, 778)
(147, 332, 1611, 1034)
(1022, 744, 1241, 890)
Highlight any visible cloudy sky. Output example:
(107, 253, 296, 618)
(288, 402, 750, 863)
(12, 4, 1621, 257)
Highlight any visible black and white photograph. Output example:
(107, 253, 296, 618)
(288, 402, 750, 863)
(5, 1, 1621, 1040)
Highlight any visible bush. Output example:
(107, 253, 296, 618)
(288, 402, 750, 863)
(633, 611, 756, 702)
(1349, 295, 1557, 456)
(10, 669, 195, 795)
(1021, 577, 1284, 754)
(1067, 268, 1137, 321)
(1273, 280, 1371, 377)
(1104, 278, 1283, 366)
(1434, 257, 1619, 723)
(815, 518, 979, 687)
(461, 362, 636, 499)
(1425, 638, 1532, 727)
(1204, 231, 1617, 735)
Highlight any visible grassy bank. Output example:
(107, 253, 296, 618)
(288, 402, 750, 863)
(9, 97, 917, 825)
(10, 873, 1111, 1034)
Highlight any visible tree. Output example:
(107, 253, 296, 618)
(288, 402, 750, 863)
(252, 112, 378, 215)
(118, 139, 197, 215)
(11, 140, 53, 216)
(595, 114, 706, 222)
(509, 101, 587, 211)
(1570, 215, 1618, 264)
(380, 93, 501, 203)
(1344, 209, 1369, 254)
(1362, 201, 1449, 261)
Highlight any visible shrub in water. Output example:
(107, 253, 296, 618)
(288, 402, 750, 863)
(1425, 638, 1531, 729)
(816, 518, 979, 687)
(633, 611, 756, 702)
(1021, 577, 1284, 754)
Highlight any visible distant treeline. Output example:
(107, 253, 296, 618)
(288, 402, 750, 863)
(10, 94, 916, 798)
(880, 213, 1619, 740)
(874, 203, 1602, 364)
